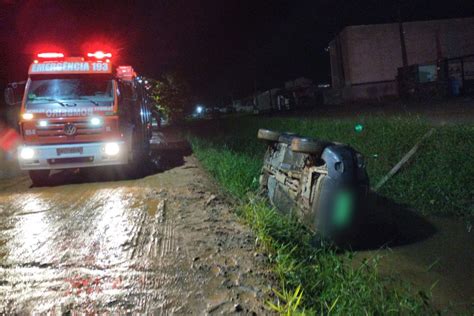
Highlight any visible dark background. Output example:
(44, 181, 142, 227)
(1, 0, 473, 105)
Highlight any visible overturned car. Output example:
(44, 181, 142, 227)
(258, 129, 369, 246)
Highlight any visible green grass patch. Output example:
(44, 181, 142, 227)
(190, 115, 474, 218)
(240, 198, 430, 314)
(191, 138, 261, 197)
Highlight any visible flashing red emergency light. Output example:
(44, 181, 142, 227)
(37, 52, 64, 58)
(87, 51, 112, 59)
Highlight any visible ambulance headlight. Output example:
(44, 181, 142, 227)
(90, 117, 102, 126)
(20, 147, 35, 160)
(104, 142, 120, 156)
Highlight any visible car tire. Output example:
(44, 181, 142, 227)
(257, 129, 281, 142)
(291, 137, 329, 155)
(29, 170, 50, 186)
(278, 132, 299, 144)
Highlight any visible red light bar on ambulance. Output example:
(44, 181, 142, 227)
(37, 52, 64, 58)
(87, 51, 112, 59)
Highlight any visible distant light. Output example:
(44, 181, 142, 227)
(38, 120, 48, 127)
(196, 106, 203, 114)
(354, 124, 364, 133)
(144, 80, 148, 84)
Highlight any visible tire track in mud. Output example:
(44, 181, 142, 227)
(0, 157, 272, 314)
(158, 201, 176, 259)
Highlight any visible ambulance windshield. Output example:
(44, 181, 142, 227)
(26, 74, 114, 109)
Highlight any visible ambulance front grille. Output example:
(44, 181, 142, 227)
(36, 120, 103, 137)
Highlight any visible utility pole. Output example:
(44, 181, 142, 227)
(254, 78, 258, 108)
(398, 1, 408, 67)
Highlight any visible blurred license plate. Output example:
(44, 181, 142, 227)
(57, 147, 83, 155)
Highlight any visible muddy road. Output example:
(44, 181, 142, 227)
(0, 157, 272, 314)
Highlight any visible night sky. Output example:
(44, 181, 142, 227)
(1, 0, 473, 105)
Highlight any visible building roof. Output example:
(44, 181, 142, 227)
(331, 16, 474, 43)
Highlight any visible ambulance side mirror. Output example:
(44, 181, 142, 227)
(4, 87, 15, 106)
(4, 82, 25, 106)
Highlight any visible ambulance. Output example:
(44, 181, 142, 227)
(9, 51, 153, 185)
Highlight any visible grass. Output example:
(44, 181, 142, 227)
(239, 197, 435, 314)
(187, 115, 472, 314)
(190, 115, 474, 218)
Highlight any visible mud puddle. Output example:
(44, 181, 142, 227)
(354, 198, 474, 313)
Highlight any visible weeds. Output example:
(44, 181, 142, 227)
(267, 285, 304, 315)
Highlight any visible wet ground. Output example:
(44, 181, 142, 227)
(369, 217, 474, 313)
(0, 156, 273, 314)
(353, 197, 474, 313)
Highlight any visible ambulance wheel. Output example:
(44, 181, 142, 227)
(291, 137, 328, 155)
(29, 170, 50, 186)
(257, 129, 281, 142)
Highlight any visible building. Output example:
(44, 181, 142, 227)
(327, 17, 474, 103)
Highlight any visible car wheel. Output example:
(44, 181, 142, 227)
(278, 132, 299, 144)
(291, 137, 329, 155)
(257, 129, 281, 142)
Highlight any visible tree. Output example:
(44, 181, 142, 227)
(148, 72, 191, 123)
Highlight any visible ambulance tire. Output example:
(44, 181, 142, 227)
(257, 129, 281, 142)
(29, 170, 50, 187)
(127, 140, 152, 178)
